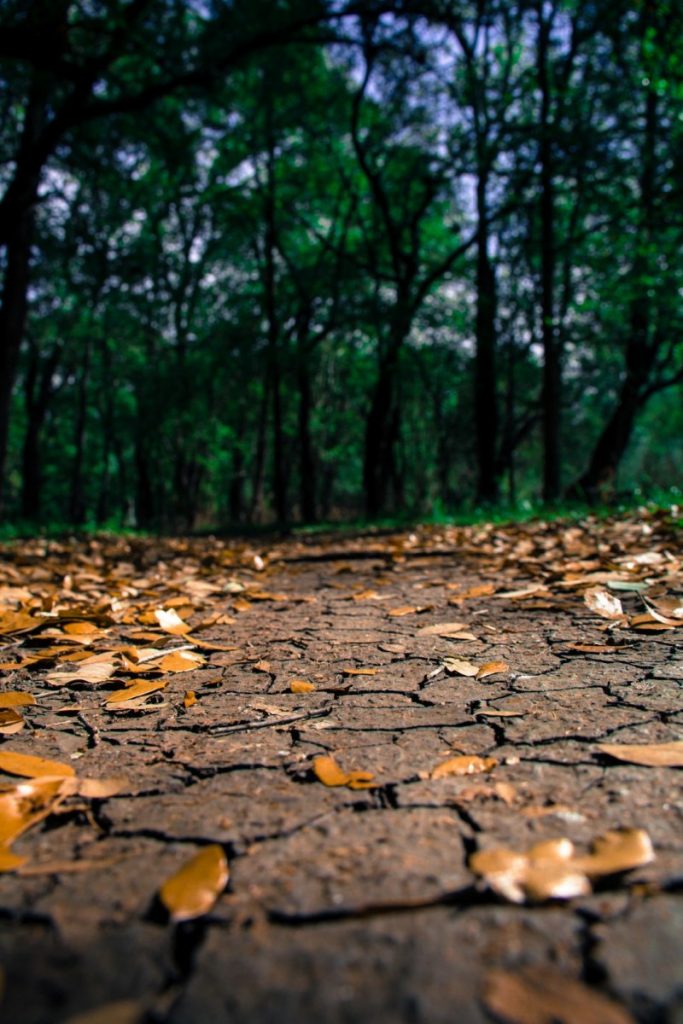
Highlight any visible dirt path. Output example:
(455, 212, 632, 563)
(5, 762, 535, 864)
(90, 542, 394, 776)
(0, 513, 681, 1023)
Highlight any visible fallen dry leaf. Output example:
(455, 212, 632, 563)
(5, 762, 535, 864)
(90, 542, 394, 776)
(341, 667, 378, 676)
(596, 740, 683, 767)
(0, 750, 75, 779)
(470, 828, 654, 904)
(0, 692, 36, 708)
(431, 755, 497, 779)
(312, 754, 375, 790)
(476, 660, 509, 679)
(105, 679, 168, 704)
(417, 621, 473, 638)
(159, 844, 229, 921)
(290, 679, 316, 693)
(443, 658, 479, 677)
(584, 587, 624, 619)
(154, 608, 192, 634)
(44, 660, 117, 688)
(158, 650, 205, 673)
(183, 690, 197, 708)
(483, 965, 636, 1024)
(0, 707, 25, 734)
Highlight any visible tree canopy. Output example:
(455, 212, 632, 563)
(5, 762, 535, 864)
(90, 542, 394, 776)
(1, 0, 681, 529)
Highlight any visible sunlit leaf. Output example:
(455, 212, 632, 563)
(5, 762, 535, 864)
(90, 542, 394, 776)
(0, 692, 36, 707)
(159, 844, 229, 921)
(476, 660, 509, 679)
(312, 754, 375, 789)
(290, 679, 316, 693)
(105, 679, 167, 704)
(158, 650, 205, 673)
(0, 708, 25, 734)
(0, 750, 75, 779)
(584, 587, 624, 619)
(45, 660, 117, 687)
(443, 658, 479, 676)
(183, 690, 197, 708)
(431, 755, 497, 779)
(154, 608, 192, 634)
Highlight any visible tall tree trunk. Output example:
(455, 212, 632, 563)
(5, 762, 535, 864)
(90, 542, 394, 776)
(69, 342, 91, 524)
(474, 169, 499, 504)
(20, 341, 60, 521)
(0, 78, 48, 514)
(537, 7, 561, 502)
(297, 348, 316, 523)
(573, 85, 658, 500)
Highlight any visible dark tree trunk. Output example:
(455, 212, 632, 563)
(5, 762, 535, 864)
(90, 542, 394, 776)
(20, 341, 60, 520)
(474, 171, 499, 504)
(297, 351, 316, 523)
(572, 82, 658, 501)
(363, 346, 401, 519)
(537, 7, 561, 503)
(69, 343, 90, 525)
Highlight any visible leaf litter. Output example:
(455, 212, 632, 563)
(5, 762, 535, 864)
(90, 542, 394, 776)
(0, 511, 680, 1018)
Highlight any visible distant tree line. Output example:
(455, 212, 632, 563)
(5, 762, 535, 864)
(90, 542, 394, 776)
(1, 0, 681, 529)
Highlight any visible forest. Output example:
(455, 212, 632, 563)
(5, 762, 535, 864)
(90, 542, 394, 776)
(0, 0, 682, 531)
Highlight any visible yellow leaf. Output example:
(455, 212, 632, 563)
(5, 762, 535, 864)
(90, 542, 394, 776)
(431, 755, 497, 779)
(341, 667, 377, 676)
(158, 650, 205, 673)
(312, 754, 375, 790)
(106, 679, 167, 703)
(0, 776, 68, 847)
(0, 692, 36, 708)
(159, 845, 229, 922)
(183, 690, 197, 708)
(0, 750, 75, 779)
(290, 680, 315, 693)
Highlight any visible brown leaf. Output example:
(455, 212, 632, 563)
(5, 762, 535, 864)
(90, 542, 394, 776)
(0, 750, 75, 779)
(341, 667, 378, 676)
(159, 844, 229, 921)
(417, 621, 472, 638)
(105, 679, 167, 704)
(431, 755, 497, 779)
(597, 740, 683, 767)
(0, 708, 25, 734)
(575, 828, 654, 877)
(483, 965, 636, 1024)
(0, 776, 68, 847)
(0, 611, 43, 635)
(476, 660, 509, 679)
(312, 754, 375, 790)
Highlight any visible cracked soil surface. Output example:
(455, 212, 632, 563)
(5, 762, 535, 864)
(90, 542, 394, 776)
(0, 511, 681, 1023)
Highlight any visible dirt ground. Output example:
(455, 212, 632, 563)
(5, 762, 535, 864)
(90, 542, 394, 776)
(0, 511, 681, 1023)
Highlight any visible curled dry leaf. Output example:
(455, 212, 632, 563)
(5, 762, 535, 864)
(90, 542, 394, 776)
(183, 690, 197, 708)
(0, 776, 68, 848)
(0, 692, 36, 708)
(45, 660, 117, 688)
(476, 660, 509, 679)
(154, 608, 192, 634)
(0, 750, 75, 779)
(290, 679, 316, 693)
(597, 740, 683, 767)
(584, 587, 624, 619)
(470, 828, 654, 904)
(312, 754, 375, 790)
(0, 707, 25, 734)
(431, 755, 497, 779)
(159, 844, 229, 922)
(105, 679, 167, 704)
(443, 658, 479, 677)
(341, 667, 377, 676)
(483, 965, 636, 1024)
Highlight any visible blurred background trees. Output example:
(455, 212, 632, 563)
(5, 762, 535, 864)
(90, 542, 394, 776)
(1, 0, 681, 529)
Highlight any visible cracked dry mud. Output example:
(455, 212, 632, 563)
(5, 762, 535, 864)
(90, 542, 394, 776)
(0, 514, 681, 1023)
